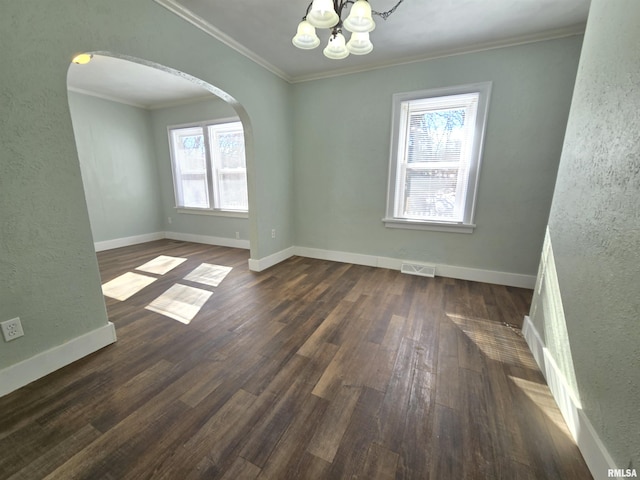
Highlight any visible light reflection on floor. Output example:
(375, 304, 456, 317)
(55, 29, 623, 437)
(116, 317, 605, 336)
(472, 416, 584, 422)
(102, 272, 157, 301)
(101, 255, 232, 324)
(135, 255, 187, 275)
(183, 263, 232, 287)
(509, 375, 573, 439)
(145, 284, 213, 324)
(446, 312, 538, 369)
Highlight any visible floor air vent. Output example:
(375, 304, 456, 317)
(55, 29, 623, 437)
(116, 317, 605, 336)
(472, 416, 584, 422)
(400, 263, 436, 278)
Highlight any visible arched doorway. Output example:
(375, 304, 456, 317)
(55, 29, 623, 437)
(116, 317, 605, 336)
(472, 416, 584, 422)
(66, 52, 255, 255)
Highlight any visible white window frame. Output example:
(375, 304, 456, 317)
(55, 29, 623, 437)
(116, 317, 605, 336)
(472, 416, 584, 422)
(383, 82, 492, 233)
(168, 118, 248, 218)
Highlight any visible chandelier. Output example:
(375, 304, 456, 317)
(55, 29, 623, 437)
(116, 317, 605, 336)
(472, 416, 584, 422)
(292, 0, 404, 59)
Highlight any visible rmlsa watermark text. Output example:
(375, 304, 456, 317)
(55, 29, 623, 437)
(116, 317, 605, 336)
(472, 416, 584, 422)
(609, 469, 637, 478)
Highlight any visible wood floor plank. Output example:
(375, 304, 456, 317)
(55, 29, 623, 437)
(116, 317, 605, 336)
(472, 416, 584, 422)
(429, 403, 464, 479)
(360, 442, 399, 480)
(367, 314, 406, 392)
(434, 319, 460, 409)
(239, 346, 336, 468)
(327, 386, 385, 479)
(218, 457, 261, 480)
(307, 384, 363, 463)
(378, 337, 421, 451)
(0, 240, 593, 480)
(394, 369, 435, 480)
(257, 394, 329, 479)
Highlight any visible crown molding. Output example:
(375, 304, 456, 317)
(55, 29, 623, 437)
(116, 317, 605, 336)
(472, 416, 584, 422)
(154, 0, 585, 85)
(290, 24, 586, 83)
(67, 86, 215, 111)
(67, 86, 149, 109)
(153, 0, 292, 83)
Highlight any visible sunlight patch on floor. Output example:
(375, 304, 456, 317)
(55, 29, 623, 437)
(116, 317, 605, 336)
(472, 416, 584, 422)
(446, 313, 537, 369)
(183, 263, 232, 287)
(102, 272, 157, 301)
(135, 255, 187, 275)
(145, 284, 213, 324)
(509, 375, 573, 440)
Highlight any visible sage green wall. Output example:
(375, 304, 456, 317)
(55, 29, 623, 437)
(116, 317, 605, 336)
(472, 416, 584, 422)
(532, 0, 640, 468)
(150, 98, 249, 241)
(292, 36, 583, 276)
(0, 0, 293, 369)
(68, 92, 163, 243)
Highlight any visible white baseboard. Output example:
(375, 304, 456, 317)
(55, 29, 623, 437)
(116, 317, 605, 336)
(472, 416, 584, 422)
(94, 232, 165, 252)
(165, 231, 250, 250)
(95, 231, 250, 252)
(0, 322, 117, 397)
(95, 236, 534, 288)
(248, 246, 296, 272)
(294, 246, 535, 288)
(522, 315, 617, 480)
(522, 314, 546, 376)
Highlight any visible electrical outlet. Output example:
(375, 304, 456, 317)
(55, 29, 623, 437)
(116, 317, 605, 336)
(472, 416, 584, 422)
(271, 229, 276, 239)
(168, 217, 173, 225)
(1, 317, 24, 342)
(235, 232, 240, 239)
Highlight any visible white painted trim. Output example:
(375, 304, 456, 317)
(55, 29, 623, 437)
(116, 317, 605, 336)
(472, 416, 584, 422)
(96, 237, 534, 287)
(94, 232, 165, 252)
(175, 208, 248, 219)
(147, 94, 216, 111)
(436, 263, 534, 289)
(522, 315, 546, 376)
(0, 322, 117, 397)
(295, 246, 382, 268)
(294, 246, 535, 288)
(248, 246, 296, 272)
(165, 231, 250, 250)
(290, 25, 586, 83)
(383, 218, 475, 234)
(522, 316, 618, 480)
(153, 0, 291, 83)
(153, 0, 583, 85)
(68, 86, 149, 109)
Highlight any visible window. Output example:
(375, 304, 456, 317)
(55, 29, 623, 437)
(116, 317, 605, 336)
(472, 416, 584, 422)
(169, 120, 248, 214)
(384, 82, 491, 233)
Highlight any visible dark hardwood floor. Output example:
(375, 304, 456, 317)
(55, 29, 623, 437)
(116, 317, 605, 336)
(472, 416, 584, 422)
(0, 240, 592, 479)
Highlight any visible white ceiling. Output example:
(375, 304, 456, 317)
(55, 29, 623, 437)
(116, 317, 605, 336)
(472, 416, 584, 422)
(67, 55, 214, 109)
(156, 0, 591, 82)
(67, 0, 591, 108)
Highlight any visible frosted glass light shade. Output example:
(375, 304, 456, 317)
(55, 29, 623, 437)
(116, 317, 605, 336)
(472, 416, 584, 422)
(307, 0, 340, 28)
(343, 0, 375, 33)
(292, 20, 320, 49)
(323, 33, 349, 59)
(346, 31, 373, 55)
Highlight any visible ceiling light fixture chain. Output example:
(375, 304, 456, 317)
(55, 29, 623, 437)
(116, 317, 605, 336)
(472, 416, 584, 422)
(292, 0, 405, 59)
(373, 0, 404, 21)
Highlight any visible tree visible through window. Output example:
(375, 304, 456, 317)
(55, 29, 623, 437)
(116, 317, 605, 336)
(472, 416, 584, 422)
(385, 83, 491, 232)
(169, 121, 248, 212)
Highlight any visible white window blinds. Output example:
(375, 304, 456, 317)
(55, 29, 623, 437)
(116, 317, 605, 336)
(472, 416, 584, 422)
(395, 93, 479, 222)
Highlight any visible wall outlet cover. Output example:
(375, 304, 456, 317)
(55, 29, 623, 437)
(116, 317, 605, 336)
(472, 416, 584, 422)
(1, 317, 25, 342)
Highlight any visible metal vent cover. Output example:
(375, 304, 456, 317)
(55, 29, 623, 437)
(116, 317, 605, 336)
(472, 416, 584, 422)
(400, 263, 436, 278)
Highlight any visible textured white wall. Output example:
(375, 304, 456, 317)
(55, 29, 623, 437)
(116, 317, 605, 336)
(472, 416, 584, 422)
(0, 0, 293, 369)
(533, 0, 640, 470)
(292, 36, 583, 276)
(69, 92, 164, 243)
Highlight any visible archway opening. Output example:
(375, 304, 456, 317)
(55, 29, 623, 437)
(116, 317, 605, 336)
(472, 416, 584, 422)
(66, 52, 255, 256)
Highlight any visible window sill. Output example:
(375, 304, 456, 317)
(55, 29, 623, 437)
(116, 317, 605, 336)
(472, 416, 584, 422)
(382, 217, 475, 234)
(176, 207, 249, 219)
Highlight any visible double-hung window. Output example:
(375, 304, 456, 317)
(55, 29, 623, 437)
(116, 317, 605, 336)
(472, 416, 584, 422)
(169, 120, 248, 214)
(384, 82, 491, 233)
